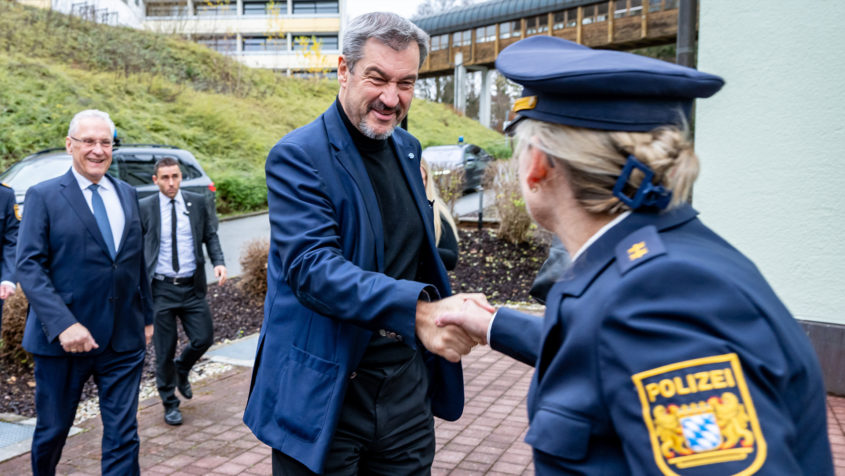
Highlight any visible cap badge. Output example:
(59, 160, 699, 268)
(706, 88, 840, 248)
(513, 95, 538, 113)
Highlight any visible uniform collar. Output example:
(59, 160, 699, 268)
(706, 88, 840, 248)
(554, 204, 699, 298)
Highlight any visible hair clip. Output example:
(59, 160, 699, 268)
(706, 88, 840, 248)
(612, 155, 672, 210)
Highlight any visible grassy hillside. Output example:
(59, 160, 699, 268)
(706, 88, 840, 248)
(0, 2, 505, 212)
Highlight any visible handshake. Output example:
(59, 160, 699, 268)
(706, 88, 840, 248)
(415, 293, 496, 363)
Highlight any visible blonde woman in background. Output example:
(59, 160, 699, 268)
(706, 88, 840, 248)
(420, 159, 459, 270)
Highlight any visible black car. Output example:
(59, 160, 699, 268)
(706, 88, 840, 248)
(0, 144, 216, 212)
(421, 143, 493, 193)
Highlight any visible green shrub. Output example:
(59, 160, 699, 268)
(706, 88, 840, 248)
(215, 174, 267, 214)
(238, 239, 269, 303)
(429, 164, 465, 216)
(489, 159, 534, 244)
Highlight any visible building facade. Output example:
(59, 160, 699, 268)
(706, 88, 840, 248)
(17, 0, 344, 73)
(143, 0, 344, 73)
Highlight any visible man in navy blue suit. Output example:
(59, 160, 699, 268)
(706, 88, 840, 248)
(244, 12, 488, 475)
(17, 109, 154, 476)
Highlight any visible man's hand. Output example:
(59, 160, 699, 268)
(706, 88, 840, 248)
(58, 323, 99, 353)
(435, 299, 495, 345)
(416, 293, 494, 363)
(0, 283, 15, 300)
(145, 324, 154, 345)
(214, 265, 227, 286)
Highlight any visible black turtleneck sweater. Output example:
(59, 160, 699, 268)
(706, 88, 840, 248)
(336, 100, 424, 369)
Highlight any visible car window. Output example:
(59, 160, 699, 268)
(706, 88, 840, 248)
(0, 154, 118, 192)
(117, 152, 200, 185)
(117, 153, 156, 186)
(177, 160, 203, 180)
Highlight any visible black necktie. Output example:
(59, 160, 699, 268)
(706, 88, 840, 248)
(171, 199, 179, 273)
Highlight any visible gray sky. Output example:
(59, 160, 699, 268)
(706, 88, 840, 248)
(345, 0, 424, 19)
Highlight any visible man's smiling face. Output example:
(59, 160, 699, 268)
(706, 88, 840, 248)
(66, 117, 113, 183)
(337, 38, 419, 140)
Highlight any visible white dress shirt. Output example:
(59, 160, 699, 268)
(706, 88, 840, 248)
(155, 191, 196, 278)
(71, 167, 125, 252)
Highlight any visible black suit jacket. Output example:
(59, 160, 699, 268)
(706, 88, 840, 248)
(139, 190, 225, 297)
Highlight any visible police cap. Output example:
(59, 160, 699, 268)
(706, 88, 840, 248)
(497, 36, 725, 133)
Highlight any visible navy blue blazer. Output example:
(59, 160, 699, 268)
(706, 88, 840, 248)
(18, 168, 153, 356)
(0, 184, 18, 286)
(244, 101, 463, 473)
(491, 205, 832, 475)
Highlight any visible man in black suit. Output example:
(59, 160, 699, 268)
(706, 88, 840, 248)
(139, 156, 226, 426)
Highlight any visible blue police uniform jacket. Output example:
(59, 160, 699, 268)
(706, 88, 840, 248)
(491, 204, 832, 475)
(243, 101, 464, 474)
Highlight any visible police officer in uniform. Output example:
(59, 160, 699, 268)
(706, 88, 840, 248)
(0, 182, 19, 332)
(438, 36, 833, 475)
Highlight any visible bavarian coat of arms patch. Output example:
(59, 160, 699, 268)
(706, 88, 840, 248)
(632, 353, 766, 475)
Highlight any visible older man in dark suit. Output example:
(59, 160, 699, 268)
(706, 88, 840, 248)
(139, 156, 226, 426)
(17, 109, 154, 476)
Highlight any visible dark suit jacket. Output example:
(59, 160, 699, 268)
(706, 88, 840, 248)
(0, 184, 18, 285)
(139, 190, 225, 297)
(243, 101, 464, 474)
(17, 169, 153, 356)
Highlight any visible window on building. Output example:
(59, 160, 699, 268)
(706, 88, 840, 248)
(196, 35, 237, 53)
(431, 33, 448, 51)
(649, 0, 663, 12)
(194, 1, 236, 17)
(242, 35, 287, 52)
(499, 20, 519, 39)
(292, 0, 338, 14)
(452, 29, 471, 47)
(615, 0, 627, 18)
(629, 0, 643, 16)
(566, 8, 577, 27)
(596, 2, 608, 21)
(537, 14, 548, 32)
(525, 16, 537, 35)
(293, 34, 339, 51)
(475, 24, 495, 43)
(146, 2, 187, 17)
(582, 5, 595, 25)
(664, 0, 678, 8)
(243, 0, 286, 15)
(553, 11, 564, 30)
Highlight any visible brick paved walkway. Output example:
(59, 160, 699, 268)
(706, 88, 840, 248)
(1, 346, 844, 475)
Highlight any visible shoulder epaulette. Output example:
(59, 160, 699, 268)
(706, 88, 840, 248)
(614, 225, 666, 275)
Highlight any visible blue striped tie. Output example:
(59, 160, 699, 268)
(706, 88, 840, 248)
(89, 184, 116, 259)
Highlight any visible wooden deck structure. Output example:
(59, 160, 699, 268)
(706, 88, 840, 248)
(415, 0, 682, 78)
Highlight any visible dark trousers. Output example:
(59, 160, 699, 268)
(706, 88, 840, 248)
(31, 346, 145, 476)
(272, 350, 435, 475)
(152, 279, 213, 409)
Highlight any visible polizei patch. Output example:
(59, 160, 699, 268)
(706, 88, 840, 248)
(632, 353, 766, 475)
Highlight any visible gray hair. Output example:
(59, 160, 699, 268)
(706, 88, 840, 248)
(343, 12, 430, 73)
(68, 109, 115, 137)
